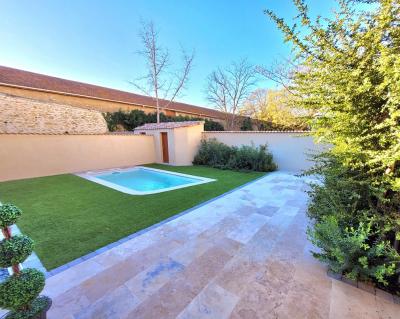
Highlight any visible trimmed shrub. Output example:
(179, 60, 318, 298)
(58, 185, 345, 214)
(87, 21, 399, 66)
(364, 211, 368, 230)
(0, 203, 51, 318)
(193, 139, 277, 172)
(0, 235, 34, 268)
(0, 269, 45, 312)
(5, 296, 51, 319)
(0, 204, 22, 229)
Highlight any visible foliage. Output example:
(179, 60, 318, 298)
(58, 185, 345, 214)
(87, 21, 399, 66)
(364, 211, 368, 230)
(0, 235, 34, 268)
(266, 0, 400, 291)
(227, 144, 277, 172)
(0, 269, 45, 312)
(193, 139, 235, 169)
(242, 89, 309, 130)
(308, 215, 399, 285)
(0, 204, 49, 317)
(103, 110, 224, 131)
(0, 165, 264, 269)
(193, 139, 277, 172)
(5, 296, 51, 319)
(204, 119, 224, 131)
(0, 204, 22, 228)
(240, 117, 253, 131)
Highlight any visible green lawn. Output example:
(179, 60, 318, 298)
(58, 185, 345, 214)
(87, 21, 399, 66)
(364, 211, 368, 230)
(0, 164, 264, 270)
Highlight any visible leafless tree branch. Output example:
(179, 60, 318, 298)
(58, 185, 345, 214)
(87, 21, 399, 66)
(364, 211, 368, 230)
(206, 58, 257, 130)
(131, 20, 195, 123)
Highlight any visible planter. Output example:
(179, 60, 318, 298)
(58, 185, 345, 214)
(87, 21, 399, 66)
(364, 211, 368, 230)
(2, 296, 52, 319)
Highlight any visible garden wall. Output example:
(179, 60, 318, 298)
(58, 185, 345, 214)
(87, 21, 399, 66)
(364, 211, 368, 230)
(0, 93, 108, 134)
(0, 134, 156, 181)
(203, 131, 325, 172)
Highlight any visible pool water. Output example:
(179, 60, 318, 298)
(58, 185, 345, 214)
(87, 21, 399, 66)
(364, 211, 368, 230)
(98, 168, 201, 192)
(77, 167, 215, 195)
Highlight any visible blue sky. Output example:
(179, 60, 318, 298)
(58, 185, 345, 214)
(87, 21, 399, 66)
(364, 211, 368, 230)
(0, 0, 339, 107)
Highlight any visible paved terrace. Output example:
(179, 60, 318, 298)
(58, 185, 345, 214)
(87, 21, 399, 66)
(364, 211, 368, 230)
(43, 172, 399, 318)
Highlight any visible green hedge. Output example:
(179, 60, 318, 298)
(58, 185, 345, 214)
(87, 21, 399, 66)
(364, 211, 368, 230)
(103, 109, 225, 131)
(193, 139, 277, 172)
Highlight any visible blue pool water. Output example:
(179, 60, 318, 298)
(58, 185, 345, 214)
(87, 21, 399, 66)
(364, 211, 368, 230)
(97, 168, 202, 192)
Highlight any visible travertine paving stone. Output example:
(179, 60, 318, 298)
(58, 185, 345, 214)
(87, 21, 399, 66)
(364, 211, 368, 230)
(41, 172, 399, 318)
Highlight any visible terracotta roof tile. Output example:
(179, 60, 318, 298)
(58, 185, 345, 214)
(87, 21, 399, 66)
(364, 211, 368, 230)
(134, 121, 203, 130)
(0, 66, 225, 119)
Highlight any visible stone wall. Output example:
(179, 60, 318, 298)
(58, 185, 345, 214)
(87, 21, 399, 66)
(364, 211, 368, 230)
(0, 93, 108, 134)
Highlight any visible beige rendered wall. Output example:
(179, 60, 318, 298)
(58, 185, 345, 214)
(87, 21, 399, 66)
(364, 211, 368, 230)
(135, 128, 175, 164)
(135, 123, 204, 166)
(173, 125, 203, 166)
(203, 131, 326, 172)
(0, 134, 156, 181)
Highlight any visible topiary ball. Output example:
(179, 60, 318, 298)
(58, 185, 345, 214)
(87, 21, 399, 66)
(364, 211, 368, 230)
(0, 269, 45, 312)
(0, 204, 22, 229)
(0, 235, 34, 268)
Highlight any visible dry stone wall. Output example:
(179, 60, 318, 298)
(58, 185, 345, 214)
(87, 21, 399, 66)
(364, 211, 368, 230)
(0, 93, 108, 134)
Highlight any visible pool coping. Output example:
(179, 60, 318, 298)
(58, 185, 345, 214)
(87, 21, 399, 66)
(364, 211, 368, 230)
(75, 166, 216, 195)
(47, 172, 269, 277)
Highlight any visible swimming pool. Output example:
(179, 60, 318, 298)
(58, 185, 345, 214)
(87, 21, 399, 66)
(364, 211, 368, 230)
(76, 167, 216, 195)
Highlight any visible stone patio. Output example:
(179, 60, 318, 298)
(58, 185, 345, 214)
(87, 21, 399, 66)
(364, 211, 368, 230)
(40, 172, 399, 318)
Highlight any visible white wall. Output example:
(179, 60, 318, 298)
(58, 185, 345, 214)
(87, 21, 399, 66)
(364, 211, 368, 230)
(203, 131, 326, 172)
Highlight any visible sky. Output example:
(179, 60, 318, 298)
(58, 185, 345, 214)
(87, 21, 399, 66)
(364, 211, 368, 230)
(0, 0, 339, 108)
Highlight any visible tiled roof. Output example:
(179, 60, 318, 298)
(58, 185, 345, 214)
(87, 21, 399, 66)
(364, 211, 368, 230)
(0, 65, 225, 119)
(134, 121, 203, 130)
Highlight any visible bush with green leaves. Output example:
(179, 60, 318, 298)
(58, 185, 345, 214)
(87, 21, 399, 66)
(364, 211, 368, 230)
(0, 203, 50, 318)
(0, 269, 45, 312)
(103, 109, 225, 131)
(193, 139, 235, 169)
(227, 144, 277, 172)
(193, 139, 277, 172)
(266, 0, 400, 292)
(0, 235, 34, 268)
(308, 215, 400, 286)
(0, 204, 22, 229)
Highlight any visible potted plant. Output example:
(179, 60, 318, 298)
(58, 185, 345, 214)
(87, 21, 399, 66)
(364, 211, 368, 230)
(0, 203, 51, 319)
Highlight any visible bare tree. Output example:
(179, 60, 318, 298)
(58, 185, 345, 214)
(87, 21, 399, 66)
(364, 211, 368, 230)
(131, 21, 194, 123)
(255, 58, 298, 95)
(206, 59, 256, 130)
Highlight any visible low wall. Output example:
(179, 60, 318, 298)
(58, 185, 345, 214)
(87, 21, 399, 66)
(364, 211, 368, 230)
(0, 134, 156, 181)
(203, 131, 325, 172)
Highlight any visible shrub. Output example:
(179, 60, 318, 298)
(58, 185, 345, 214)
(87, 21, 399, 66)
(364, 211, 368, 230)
(240, 117, 253, 131)
(193, 139, 234, 169)
(0, 203, 50, 318)
(103, 110, 225, 132)
(0, 235, 34, 268)
(308, 215, 400, 286)
(0, 204, 22, 228)
(204, 119, 224, 131)
(193, 139, 277, 172)
(228, 144, 277, 172)
(0, 269, 45, 312)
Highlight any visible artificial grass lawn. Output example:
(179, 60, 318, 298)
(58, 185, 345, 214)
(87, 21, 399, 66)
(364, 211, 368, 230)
(0, 164, 265, 270)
